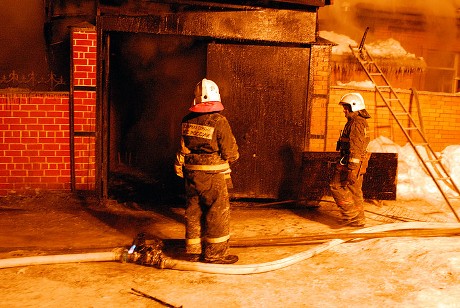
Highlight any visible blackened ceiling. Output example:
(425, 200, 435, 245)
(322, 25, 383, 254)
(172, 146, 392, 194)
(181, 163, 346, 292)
(99, 0, 332, 10)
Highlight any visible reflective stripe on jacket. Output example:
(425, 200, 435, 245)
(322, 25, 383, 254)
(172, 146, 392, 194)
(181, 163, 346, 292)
(175, 112, 239, 172)
(339, 112, 370, 167)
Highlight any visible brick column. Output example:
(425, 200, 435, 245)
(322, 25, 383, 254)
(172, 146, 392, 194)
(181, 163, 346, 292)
(70, 26, 97, 191)
(308, 44, 333, 152)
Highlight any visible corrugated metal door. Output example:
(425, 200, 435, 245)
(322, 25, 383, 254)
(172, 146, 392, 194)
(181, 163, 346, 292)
(207, 43, 310, 199)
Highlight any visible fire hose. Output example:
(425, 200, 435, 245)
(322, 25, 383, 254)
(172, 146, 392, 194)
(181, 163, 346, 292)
(0, 222, 459, 274)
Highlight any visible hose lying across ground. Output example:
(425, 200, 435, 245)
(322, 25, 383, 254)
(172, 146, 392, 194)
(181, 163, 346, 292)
(0, 250, 124, 269)
(158, 222, 460, 274)
(0, 222, 459, 274)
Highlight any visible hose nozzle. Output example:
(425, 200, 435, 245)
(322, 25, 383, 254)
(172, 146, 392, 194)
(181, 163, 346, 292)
(125, 234, 166, 268)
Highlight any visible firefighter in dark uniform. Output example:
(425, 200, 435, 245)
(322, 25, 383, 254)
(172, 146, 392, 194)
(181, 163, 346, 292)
(330, 93, 371, 227)
(174, 78, 239, 264)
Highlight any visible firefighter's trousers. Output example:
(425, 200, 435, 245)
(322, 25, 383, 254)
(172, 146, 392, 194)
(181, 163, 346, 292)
(184, 170, 230, 261)
(329, 164, 366, 223)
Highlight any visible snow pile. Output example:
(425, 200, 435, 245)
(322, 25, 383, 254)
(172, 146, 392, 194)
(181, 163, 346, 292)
(320, 31, 358, 55)
(368, 136, 460, 206)
(337, 80, 375, 89)
(319, 31, 418, 59)
(366, 38, 417, 59)
(440, 145, 460, 189)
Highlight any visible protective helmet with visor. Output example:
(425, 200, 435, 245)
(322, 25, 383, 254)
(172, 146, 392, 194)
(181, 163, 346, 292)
(339, 92, 366, 112)
(190, 78, 224, 113)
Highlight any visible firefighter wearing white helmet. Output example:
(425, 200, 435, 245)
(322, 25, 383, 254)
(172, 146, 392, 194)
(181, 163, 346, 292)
(174, 78, 239, 264)
(189, 78, 224, 113)
(330, 92, 371, 227)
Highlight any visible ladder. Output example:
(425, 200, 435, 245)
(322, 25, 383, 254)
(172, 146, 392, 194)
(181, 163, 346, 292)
(349, 28, 460, 222)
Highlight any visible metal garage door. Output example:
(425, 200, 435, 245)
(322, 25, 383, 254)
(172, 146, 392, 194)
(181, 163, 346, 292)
(207, 43, 310, 199)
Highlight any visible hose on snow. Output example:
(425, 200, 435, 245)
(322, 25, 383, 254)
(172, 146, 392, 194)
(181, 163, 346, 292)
(0, 222, 458, 274)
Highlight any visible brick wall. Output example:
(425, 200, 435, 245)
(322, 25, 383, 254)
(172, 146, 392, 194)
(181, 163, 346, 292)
(72, 90, 96, 191)
(2, 25, 458, 195)
(0, 26, 97, 196)
(326, 87, 460, 153)
(72, 28, 97, 87)
(71, 27, 97, 191)
(308, 44, 332, 152)
(0, 92, 71, 195)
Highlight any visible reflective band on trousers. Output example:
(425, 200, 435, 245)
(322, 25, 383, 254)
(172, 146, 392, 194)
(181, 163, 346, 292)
(186, 238, 202, 245)
(349, 157, 360, 163)
(184, 162, 230, 171)
(205, 235, 230, 244)
(185, 235, 230, 245)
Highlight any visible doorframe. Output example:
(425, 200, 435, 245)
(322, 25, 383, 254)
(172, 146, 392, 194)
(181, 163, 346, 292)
(95, 7, 319, 199)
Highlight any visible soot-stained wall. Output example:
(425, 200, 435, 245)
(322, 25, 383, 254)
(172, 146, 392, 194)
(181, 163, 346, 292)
(108, 33, 207, 200)
(98, 2, 325, 201)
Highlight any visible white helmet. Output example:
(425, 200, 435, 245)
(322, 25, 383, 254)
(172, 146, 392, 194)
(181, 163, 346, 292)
(339, 93, 366, 112)
(190, 78, 224, 113)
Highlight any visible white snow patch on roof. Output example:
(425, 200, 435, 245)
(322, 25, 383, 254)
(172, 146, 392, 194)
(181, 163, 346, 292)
(367, 38, 417, 58)
(320, 31, 418, 58)
(320, 31, 358, 55)
(337, 80, 375, 88)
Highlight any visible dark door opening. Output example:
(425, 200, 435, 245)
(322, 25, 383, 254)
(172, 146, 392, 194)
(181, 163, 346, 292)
(103, 34, 313, 205)
(107, 32, 207, 205)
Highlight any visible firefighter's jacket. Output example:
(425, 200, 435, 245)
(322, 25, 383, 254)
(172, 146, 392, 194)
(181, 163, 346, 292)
(337, 111, 370, 172)
(174, 112, 239, 176)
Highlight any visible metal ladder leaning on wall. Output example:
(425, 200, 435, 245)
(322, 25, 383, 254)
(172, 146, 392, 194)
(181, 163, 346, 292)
(349, 28, 460, 222)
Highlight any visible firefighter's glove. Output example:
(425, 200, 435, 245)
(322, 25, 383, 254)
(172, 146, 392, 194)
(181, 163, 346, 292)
(174, 152, 186, 178)
(174, 163, 184, 178)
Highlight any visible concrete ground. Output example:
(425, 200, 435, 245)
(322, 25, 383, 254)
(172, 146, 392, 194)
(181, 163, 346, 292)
(0, 192, 459, 307)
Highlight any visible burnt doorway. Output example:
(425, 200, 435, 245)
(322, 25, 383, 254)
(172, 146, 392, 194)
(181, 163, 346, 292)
(103, 37, 312, 203)
(207, 43, 310, 199)
(107, 33, 207, 204)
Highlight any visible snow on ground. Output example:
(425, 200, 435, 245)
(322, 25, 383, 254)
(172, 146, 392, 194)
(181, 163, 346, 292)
(368, 136, 460, 206)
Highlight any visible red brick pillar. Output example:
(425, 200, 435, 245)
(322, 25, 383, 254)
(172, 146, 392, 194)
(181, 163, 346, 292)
(308, 44, 333, 151)
(70, 26, 97, 191)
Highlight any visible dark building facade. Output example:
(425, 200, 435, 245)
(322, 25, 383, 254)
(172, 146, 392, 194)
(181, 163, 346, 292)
(41, 1, 336, 201)
(93, 0, 333, 201)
